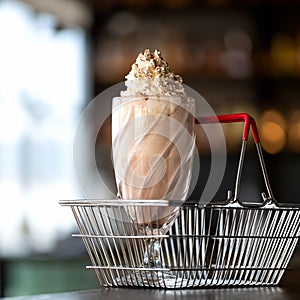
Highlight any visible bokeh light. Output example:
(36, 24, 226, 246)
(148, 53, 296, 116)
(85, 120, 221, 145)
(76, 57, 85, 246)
(260, 110, 286, 154)
(271, 34, 297, 75)
(222, 28, 252, 78)
(288, 110, 300, 153)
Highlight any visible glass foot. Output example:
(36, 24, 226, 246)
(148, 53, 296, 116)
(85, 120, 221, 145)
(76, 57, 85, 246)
(116, 270, 195, 288)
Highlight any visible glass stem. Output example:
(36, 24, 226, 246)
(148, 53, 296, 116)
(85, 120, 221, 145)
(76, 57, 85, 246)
(143, 238, 163, 268)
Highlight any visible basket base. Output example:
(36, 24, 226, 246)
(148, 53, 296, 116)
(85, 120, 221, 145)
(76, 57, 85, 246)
(115, 271, 278, 288)
(116, 270, 195, 288)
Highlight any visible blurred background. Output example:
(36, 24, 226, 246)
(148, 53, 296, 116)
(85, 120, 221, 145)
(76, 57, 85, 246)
(1, 0, 300, 297)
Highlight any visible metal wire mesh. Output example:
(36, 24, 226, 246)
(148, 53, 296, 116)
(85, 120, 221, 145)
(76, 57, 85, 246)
(59, 200, 300, 288)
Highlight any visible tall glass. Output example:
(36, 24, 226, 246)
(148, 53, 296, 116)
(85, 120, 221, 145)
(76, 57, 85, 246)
(112, 95, 195, 286)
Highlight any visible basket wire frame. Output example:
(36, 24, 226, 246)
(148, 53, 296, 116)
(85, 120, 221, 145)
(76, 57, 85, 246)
(60, 113, 300, 288)
(63, 201, 300, 288)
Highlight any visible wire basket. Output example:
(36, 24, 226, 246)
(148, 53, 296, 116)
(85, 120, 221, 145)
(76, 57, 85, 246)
(60, 113, 300, 288)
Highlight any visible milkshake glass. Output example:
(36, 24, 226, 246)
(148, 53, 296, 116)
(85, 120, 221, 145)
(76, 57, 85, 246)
(111, 50, 195, 286)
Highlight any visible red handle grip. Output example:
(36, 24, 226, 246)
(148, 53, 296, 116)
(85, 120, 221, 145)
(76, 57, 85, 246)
(195, 113, 260, 143)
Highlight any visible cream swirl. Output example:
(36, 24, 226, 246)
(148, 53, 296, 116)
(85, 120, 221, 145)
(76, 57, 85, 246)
(120, 49, 185, 97)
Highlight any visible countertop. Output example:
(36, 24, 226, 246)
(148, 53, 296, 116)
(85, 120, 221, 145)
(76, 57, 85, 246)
(0, 285, 299, 300)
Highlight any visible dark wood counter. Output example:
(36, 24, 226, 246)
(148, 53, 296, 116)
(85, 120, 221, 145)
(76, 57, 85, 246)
(1, 285, 299, 300)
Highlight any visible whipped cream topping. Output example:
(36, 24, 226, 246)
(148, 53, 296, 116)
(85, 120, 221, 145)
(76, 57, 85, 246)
(121, 49, 186, 97)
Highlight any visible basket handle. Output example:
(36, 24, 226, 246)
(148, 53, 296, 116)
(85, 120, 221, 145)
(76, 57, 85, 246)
(196, 113, 275, 207)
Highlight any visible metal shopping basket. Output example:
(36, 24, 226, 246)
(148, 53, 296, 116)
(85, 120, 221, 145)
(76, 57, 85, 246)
(60, 113, 300, 288)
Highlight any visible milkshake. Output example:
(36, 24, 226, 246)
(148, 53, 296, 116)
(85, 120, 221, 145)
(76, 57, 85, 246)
(112, 49, 195, 226)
